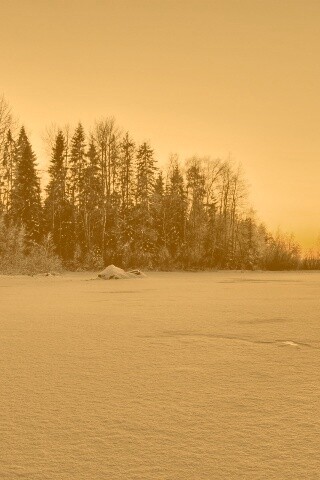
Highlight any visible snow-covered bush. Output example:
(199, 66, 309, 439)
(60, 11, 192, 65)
(260, 232, 301, 270)
(0, 219, 62, 275)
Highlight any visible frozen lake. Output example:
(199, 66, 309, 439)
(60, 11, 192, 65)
(1, 271, 320, 479)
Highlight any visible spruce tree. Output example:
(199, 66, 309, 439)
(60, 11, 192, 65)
(68, 123, 86, 258)
(44, 131, 73, 258)
(166, 163, 187, 260)
(69, 123, 86, 208)
(119, 132, 135, 213)
(11, 127, 42, 242)
(135, 142, 157, 208)
(152, 171, 165, 246)
(132, 142, 157, 265)
(185, 160, 206, 267)
(82, 138, 103, 252)
(109, 133, 120, 201)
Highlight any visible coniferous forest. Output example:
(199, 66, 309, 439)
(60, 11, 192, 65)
(0, 96, 319, 273)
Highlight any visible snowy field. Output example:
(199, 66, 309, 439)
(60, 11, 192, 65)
(1, 270, 320, 479)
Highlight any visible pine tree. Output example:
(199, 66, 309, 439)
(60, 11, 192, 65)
(11, 127, 42, 242)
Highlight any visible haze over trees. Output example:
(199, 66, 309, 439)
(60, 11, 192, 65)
(0, 95, 317, 272)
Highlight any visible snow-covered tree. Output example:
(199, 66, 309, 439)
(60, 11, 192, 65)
(11, 127, 42, 242)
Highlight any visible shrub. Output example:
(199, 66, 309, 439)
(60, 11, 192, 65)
(302, 248, 320, 270)
(0, 219, 62, 275)
(82, 247, 104, 270)
(260, 232, 301, 270)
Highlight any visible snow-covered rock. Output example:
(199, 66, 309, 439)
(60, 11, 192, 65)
(98, 265, 145, 280)
(98, 265, 130, 279)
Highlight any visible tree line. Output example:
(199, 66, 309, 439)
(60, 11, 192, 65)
(0, 96, 318, 271)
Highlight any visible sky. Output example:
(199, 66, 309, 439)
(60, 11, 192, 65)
(1, 0, 320, 248)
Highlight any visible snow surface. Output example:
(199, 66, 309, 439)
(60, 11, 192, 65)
(1, 270, 320, 479)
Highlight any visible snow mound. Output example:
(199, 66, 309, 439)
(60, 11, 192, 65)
(278, 340, 299, 347)
(33, 272, 61, 278)
(98, 265, 146, 280)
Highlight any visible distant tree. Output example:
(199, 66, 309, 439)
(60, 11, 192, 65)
(151, 171, 166, 253)
(81, 138, 103, 252)
(119, 132, 135, 213)
(262, 231, 301, 270)
(0, 95, 13, 155)
(93, 117, 120, 199)
(44, 131, 74, 259)
(0, 129, 16, 214)
(93, 118, 121, 263)
(234, 213, 260, 269)
(302, 236, 320, 270)
(69, 123, 86, 208)
(165, 160, 187, 261)
(11, 127, 42, 242)
(67, 123, 88, 259)
(185, 158, 206, 267)
(0, 96, 14, 214)
(132, 142, 157, 266)
(135, 142, 157, 207)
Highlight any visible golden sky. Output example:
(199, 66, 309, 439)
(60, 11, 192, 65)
(1, 0, 319, 248)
